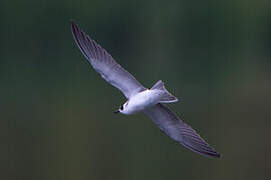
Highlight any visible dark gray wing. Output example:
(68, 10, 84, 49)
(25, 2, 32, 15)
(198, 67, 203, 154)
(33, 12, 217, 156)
(71, 20, 146, 98)
(144, 104, 220, 158)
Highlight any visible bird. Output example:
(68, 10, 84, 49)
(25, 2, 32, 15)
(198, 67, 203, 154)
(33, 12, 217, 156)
(70, 20, 220, 158)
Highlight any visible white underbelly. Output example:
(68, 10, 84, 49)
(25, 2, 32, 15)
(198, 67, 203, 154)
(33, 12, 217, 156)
(125, 89, 163, 114)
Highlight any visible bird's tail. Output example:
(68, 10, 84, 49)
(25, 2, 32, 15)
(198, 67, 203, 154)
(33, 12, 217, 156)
(151, 80, 178, 103)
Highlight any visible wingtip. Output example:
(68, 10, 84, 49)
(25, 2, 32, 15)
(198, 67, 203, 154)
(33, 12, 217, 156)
(70, 19, 78, 30)
(70, 19, 77, 33)
(178, 122, 221, 159)
(70, 19, 76, 25)
(208, 150, 221, 158)
(182, 141, 221, 159)
(215, 152, 221, 158)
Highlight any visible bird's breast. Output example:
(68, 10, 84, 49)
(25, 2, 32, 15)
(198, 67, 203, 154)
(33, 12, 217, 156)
(125, 89, 163, 114)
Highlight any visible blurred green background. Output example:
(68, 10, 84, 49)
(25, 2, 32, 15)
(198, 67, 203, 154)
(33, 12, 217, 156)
(1, 0, 271, 179)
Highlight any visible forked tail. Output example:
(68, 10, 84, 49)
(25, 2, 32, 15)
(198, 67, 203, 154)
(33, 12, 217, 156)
(151, 80, 178, 103)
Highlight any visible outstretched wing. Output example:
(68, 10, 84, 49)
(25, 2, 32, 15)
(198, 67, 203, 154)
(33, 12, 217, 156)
(71, 20, 146, 98)
(144, 104, 220, 158)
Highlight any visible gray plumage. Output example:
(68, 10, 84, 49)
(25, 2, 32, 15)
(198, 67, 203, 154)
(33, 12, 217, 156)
(70, 20, 220, 158)
(71, 21, 145, 98)
(144, 104, 220, 158)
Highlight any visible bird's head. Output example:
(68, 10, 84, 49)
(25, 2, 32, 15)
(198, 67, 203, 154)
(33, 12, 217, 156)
(114, 102, 128, 114)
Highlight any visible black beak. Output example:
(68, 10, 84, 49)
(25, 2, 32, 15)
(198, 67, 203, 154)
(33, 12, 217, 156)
(114, 110, 120, 114)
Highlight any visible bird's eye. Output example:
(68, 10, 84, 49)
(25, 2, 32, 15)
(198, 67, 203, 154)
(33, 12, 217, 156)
(120, 105, 124, 110)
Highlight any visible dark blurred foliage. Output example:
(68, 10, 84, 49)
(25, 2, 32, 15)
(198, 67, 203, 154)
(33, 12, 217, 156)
(1, 0, 271, 179)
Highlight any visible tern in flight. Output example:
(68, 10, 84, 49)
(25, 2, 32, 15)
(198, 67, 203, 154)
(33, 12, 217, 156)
(70, 20, 220, 158)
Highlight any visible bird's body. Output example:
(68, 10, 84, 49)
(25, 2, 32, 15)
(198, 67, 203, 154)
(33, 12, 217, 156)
(71, 20, 220, 158)
(123, 89, 161, 114)
(121, 80, 178, 114)
(122, 89, 167, 114)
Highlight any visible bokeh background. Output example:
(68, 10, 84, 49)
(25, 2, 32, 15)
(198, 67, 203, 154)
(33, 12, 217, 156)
(1, 0, 271, 179)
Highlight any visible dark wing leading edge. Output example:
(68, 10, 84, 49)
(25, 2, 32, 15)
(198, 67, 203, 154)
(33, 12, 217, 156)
(144, 104, 220, 158)
(70, 20, 146, 99)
